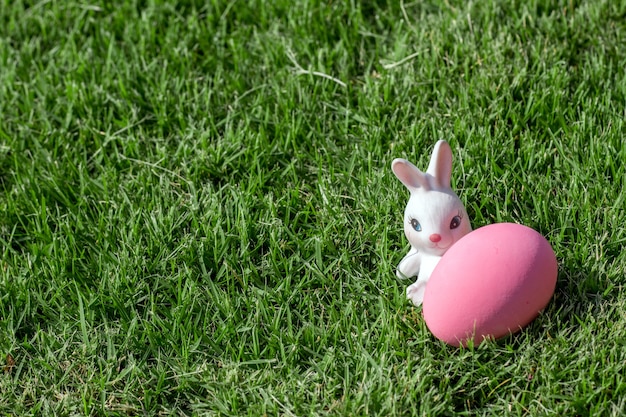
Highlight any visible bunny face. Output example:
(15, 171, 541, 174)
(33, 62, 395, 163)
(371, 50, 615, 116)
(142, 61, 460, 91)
(403, 189, 471, 256)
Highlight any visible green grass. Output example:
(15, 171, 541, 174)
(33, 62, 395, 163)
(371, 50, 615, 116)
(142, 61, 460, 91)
(1, 0, 626, 415)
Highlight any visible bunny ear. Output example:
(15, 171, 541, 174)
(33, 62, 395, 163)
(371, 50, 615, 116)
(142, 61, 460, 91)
(426, 140, 453, 189)
(392, 158, 430, 192)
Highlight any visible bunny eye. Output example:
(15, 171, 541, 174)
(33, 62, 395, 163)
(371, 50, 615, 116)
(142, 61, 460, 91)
(450, 215, 462, 230)
(410, 218, 422, 232)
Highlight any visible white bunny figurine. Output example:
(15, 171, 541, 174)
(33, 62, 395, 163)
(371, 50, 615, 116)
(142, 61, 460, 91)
(392, 140, 472, 306)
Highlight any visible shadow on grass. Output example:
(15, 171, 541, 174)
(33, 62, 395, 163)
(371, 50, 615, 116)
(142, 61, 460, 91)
(497, 261, 617, 349)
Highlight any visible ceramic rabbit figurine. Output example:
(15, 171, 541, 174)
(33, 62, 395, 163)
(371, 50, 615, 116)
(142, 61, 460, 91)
(392, 140, 472, 306)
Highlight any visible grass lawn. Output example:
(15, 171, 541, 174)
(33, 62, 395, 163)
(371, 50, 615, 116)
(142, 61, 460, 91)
(1, 0, 626, 415)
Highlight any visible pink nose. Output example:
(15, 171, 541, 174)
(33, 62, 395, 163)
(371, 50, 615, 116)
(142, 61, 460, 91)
(429, 234, 442, 243)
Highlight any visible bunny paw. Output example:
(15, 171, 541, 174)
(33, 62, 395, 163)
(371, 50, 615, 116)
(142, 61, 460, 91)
(406, 281, 427, 307)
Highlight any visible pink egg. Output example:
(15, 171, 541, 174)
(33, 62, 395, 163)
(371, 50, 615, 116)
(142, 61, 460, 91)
(422, 223, 557, 347)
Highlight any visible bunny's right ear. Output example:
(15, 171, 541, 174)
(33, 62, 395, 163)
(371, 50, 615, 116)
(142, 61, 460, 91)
(426, 140, 453, 190)
(392, 158, 430, 192)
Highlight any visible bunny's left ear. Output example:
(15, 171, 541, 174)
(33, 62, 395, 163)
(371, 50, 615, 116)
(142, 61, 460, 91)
(391, 158, 431, 192)
(426, 140, 453, 189)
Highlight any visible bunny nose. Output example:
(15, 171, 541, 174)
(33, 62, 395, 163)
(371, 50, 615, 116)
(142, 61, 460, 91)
(429, 234, 442, 243)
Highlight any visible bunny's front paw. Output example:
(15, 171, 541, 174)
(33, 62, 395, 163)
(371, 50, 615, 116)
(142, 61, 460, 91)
(406, 281, 427, 307)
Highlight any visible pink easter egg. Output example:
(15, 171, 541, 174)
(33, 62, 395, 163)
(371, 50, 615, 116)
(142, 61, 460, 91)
(422, 223, 557, 347)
